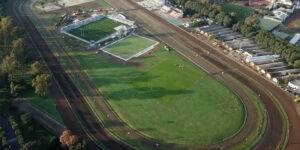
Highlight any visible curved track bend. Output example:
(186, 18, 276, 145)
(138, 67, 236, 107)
(105, 0, 300, 149)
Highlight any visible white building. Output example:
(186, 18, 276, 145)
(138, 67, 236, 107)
(245, 54, 280, 63)
(277, 0, 293, 6)
(290, 33, 300, 44)
(296, 0, 300, 9)
(272, 7, 293, 22)
(288, 79, 300, 93)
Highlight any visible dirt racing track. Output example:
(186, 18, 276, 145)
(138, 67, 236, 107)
(104, 0, 300, 149)
(9, 0, 300, 149)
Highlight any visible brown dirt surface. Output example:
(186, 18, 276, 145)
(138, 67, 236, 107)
(104, 0, 300, 149)
(288, 10, 300, 29)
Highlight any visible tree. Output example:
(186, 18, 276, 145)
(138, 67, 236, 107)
(294, 60, 300, 68)
(223, 15, 233, 27)
(32, 74, 51, 96)
(0, 127, 4, 138)
(0, 17, 17, 55)
(69, 140, 86, 150)
(21, 113, 32, 126)
(215, 11, 225, 24)
(1, 53, 22, 96)
(10, 38, 25, 63)
(1, 53, 18, 75)
(21, 140, 40, 150)
(30, 61, 42, 76)
(59, 130, 79, 147)
(48, 136, 60, 150)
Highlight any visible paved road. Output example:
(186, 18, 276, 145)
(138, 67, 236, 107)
(105, 0, 300, 149)
(0, 114, 20, 150)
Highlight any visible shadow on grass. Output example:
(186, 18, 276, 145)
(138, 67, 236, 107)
(105, 87, 193, 101)
(90, 71, 158, 86)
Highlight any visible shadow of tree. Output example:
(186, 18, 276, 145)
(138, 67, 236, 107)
(90, 71, 158, 86)
(105, 87, 193, 101)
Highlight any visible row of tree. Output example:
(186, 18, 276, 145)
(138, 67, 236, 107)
(0, 1, 85, 150)
(0, 16, 51, 98)
(169, 0, 300, 67)
(183, 1, 235, 27)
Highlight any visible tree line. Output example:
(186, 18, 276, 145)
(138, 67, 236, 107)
(0, 1, 87, 150)
(0, 6, 51, 99)
(169, 0, 300, 67)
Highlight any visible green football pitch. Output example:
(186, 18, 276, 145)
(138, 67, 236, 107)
(103, 35, 157, 60)
(68, 17, 123, 42)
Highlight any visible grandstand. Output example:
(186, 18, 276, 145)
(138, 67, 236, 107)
(60, 13, 137, 48)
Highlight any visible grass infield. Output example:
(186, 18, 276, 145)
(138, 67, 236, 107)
(23, 89, 64, 124)
(68, 17, 123, 42)
(69, 46, 245, 146)
(30, 2, 266, 148)
(103, 35, 157, 60)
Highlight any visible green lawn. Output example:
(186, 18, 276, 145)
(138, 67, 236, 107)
(222, 3, 254, 21)
(97, 0, 111, 8)
(104, 35, 157, 60)
(296, 19, 300, 28)
(68, 17, 123, 42)
(69, 46, 245, 146)
(23, 90, 64, 124)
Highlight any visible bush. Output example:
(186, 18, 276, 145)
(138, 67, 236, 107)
(294, 60, 300, 68)
(21, 113, 32, 126)
(14, 129, 21, 136)
(0, 127, 4, 138)
(17, 135, 24, 145)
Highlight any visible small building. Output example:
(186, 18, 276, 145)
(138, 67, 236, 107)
(257, 61, 286, 72)
(288, 79, 300, 93)
(290, 33, 300, 44)
(161, 5, 171, 13)
(266, 68, 300, 78)
(272, 30, 290, 40)
(249, 58, 283, 67)
(272, 7, 293, 22)
(246, 54, 280, 63)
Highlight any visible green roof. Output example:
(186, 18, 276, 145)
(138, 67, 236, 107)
(259, 17, 281, 31)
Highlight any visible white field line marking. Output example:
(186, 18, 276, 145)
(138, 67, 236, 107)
(100, 34, 159, 61)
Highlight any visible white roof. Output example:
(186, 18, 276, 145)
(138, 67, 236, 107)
(290, 33, 300, 44)
(289, 79, 300, 88)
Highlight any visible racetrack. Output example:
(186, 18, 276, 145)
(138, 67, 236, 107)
(8, 0, 300, 149)
(26, 0, 264, 149)
(104, 0, 300, 149)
